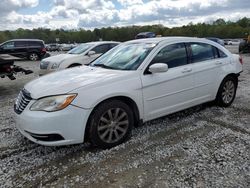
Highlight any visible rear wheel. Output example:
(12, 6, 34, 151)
(88, 100, 134, 149)
(29, 53, 39, 61)
(216, 76, 237, 107)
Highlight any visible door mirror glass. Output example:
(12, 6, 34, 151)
(87, 50, 96, 56)
(149, 63, 168, 73)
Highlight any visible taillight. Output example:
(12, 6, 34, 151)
(239, 56, 243, 65)
(41, 47, 46, 52)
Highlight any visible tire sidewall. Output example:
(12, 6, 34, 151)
(89, 100, 134, 149)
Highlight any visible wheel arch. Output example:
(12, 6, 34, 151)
(84, 96, 141, 142)
(68, 63, 82, 68)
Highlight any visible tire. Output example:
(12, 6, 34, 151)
(216, 76, 237, 107)
(29, 53, 39, 61)
(88, 100, 134, 149)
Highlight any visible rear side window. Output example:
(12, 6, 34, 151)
(109, 43, 119, 49)
(190, 43, 215, 63)
(151, 43, 188, 68)
(218, 49, 227, 58)
(15, 41, 27, 47)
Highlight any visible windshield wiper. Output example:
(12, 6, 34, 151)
(93, 64, 115, 69)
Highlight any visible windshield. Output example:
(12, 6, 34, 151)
(91, 43, 156, 70)
(68, 43, 93, 54)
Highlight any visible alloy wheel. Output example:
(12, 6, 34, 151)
(97, 108, 129, 143)
(222, 80, 235, 104)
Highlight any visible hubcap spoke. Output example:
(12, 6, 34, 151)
(107, 130, 113, 143)
(117, 120, 129, 126)
(100, 129, 110, 140)
(100, 116, 109, 124)
(107, 109, 113, 120)
(97, 124, 109, 131)
(113, 130, 119, 140)
(116, 112, 126, 122)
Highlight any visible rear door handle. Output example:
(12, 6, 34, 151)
(182, 68, 192, 73)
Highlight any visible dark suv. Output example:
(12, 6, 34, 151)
(135, 32, 156, 39)
(0, 39, 47, 61)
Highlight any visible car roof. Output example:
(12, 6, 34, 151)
(9, 39, 43, 41)
(126, 36, 222, 45)
(84, 41, 120, 45)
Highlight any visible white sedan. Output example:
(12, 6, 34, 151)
(15, 37, 243, 148)
(39, 41, 120, 75)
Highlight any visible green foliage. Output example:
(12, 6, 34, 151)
(0, 18, 250, 44)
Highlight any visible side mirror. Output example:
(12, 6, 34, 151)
(87, 50, 95, 56)
(149, 63, 168, 74)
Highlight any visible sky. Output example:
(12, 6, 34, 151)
(0, 0, 250, 30)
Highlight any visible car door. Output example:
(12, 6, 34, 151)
(188, 42, 225, 102)
(141, 43, 196, 121)
(14, 41, 28, 58)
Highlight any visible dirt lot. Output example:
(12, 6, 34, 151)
(0, 46, 249, 188)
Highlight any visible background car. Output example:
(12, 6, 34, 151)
(135, 32, 156, 39)
(15, 37, 243, 149)
(206, 37, 225, 46)
(39, 41, 120, 75)
(0, 39, 47, 61)
(46, 43, 60, 51)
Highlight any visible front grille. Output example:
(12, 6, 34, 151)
(40, 61, 49, 69)
(14, 89, 32, 114)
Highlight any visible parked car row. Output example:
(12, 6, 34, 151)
(40, 41, 120, 75)
(14, 37, 243, 149)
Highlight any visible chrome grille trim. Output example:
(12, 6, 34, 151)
(14, 89, 32, 114)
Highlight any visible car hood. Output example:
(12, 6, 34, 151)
(43, 53, 78, 64)
(25, 66, 134, 99)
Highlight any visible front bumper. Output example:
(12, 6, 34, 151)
(15, 101, 92, 146)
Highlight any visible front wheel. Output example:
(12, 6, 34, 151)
(29, 53, 39, 61)
(88, 100, 134, 149)
(216, 76, 237, 107)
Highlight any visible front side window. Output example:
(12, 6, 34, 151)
(151, 43, 188, 68)
(91, 43, 156, 70)
(190, 43, 215, 63)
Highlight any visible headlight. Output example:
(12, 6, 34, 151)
(51, 63, 59, 69)
(30, 94, 77, 112)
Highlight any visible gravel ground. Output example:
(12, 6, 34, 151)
(0, 46, 249, 187)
